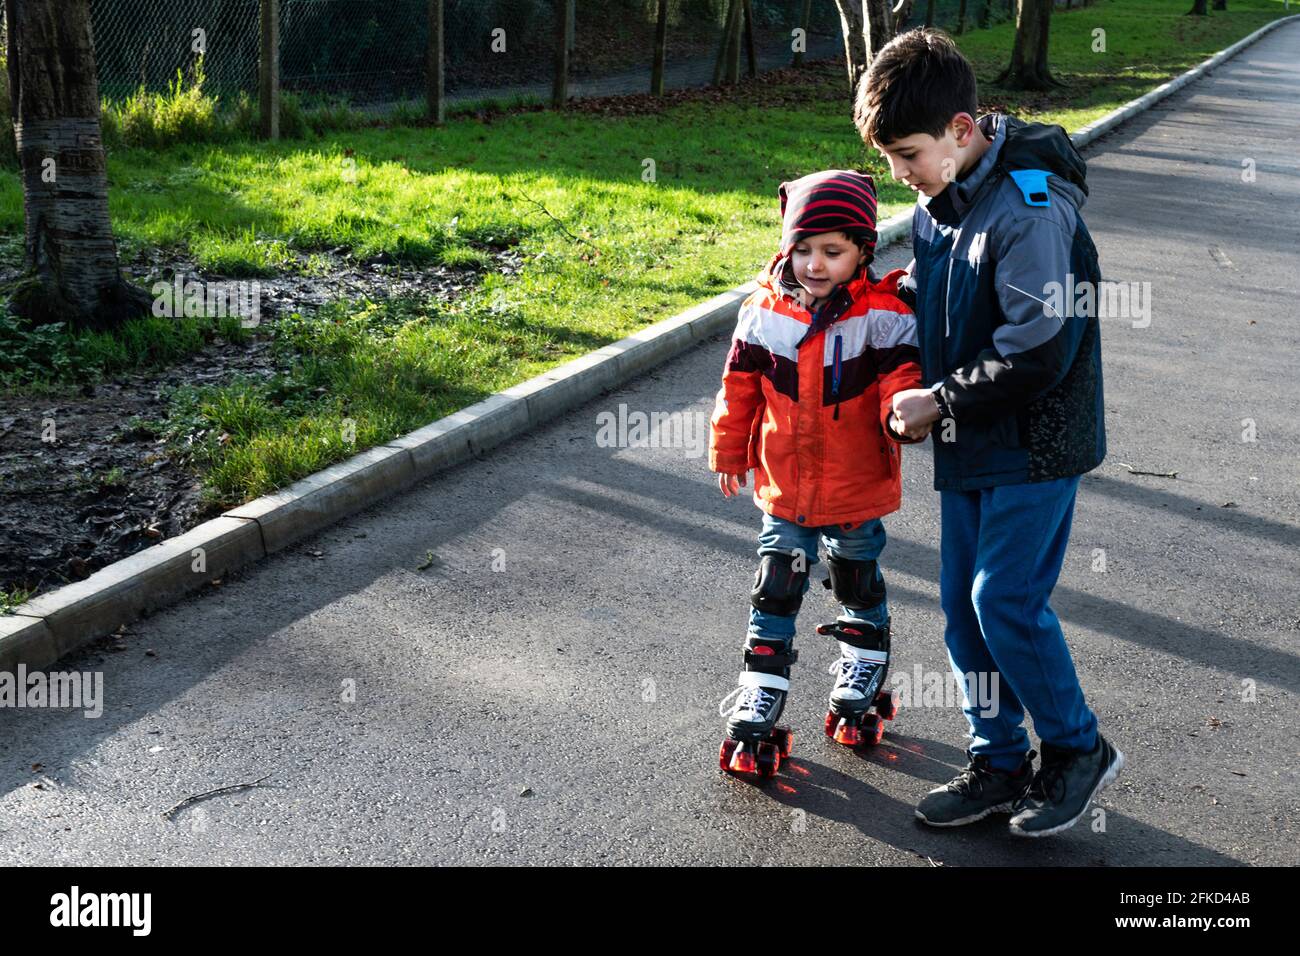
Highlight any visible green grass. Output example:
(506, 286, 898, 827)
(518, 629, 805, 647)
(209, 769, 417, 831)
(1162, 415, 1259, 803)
(0, 0, 1290, 508)
(1, 584, 35, 614)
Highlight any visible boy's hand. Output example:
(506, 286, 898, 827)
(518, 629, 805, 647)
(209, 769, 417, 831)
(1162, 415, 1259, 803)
(891, 389, 942, 438)
(718, 471, 747, 497)
(889, 411, 932, 442)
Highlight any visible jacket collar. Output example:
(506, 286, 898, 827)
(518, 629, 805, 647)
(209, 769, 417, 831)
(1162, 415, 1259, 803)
(759, 251, 871, 333)
(920, 113, 1007, 226)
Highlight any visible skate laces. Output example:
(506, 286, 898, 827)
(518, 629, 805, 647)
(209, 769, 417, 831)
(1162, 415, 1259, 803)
(828, 652, 877, 692)
(718, 683, 776, 719)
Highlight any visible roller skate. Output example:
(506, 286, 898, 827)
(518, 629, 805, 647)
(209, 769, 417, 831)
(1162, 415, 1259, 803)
(717, 636, 797, 778)
(817, 618, 897, 748)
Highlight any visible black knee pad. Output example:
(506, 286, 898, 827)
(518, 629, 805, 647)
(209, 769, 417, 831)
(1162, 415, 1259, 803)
(750, 552, 810, 616)
(823, 555, 886, 610)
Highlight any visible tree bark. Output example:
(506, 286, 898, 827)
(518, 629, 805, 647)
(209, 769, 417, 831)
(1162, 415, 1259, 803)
(258, 0, 279, 139)
(998, 0, 1059, 90)
(864, 0, 896, 60)
(713, 0, 743, 86)
(8, 0, 148, 331)
(957, 0, 968, 34)
(425, 0, 445, 123)
(926, 0, 936, 27)
(833, 0, 913, 96)
(831, 0, 867, 96)
(1187, 0, 1208, 13)
(651, 0, 669, 93)
(552, 0, 571, 106)
(742, 0, 757, 78)
(793, 0, 812, 66)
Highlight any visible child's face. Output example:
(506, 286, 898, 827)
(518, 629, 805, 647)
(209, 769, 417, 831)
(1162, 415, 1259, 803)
(790, 232, 867, 301)
(873, 113, 978, 198)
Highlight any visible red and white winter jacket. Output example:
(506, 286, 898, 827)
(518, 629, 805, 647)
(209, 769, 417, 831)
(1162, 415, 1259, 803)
(708, 255, 923, 527)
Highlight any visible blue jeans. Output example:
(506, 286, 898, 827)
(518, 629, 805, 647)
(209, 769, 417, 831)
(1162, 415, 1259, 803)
(940, 475, 1099, 770)
(749, 513, 890, 644)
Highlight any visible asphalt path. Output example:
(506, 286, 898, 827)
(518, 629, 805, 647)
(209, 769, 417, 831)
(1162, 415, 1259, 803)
(1, 22, 1297, 866)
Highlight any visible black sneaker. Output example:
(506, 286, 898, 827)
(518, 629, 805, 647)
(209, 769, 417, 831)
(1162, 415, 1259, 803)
(915, 750, 1035, 827)
(1009, 735, 1124, 838)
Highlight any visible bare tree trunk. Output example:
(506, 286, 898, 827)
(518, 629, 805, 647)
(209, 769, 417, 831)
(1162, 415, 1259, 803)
(8, 0, 148, 330)
(831, 0, 868, 96)
(713, 0, 743, 86)
(979, 0, 992, 28)
(742, 0, 757, 78)
(864, 0, 896, 59)
(1187, 0, 1208, 13)
(552, 0, 571, 106)
(833, 0, 911, 96)
(425, 0, 445, 123)
(926, 0, 937, 27)
(728, 8, 743, 83)
(793, 0, 813, 66)
(259, 0, 279, 140)
(957, 0, 968, 34)
(651, 0, 669, 93)
(998, 0, 1059, 90)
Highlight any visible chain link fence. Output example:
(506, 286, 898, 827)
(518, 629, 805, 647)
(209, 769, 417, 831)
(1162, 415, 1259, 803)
(3, 0, 1021, 114)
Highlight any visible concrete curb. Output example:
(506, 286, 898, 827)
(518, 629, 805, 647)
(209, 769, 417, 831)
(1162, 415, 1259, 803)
(4, 13, 1296, 672)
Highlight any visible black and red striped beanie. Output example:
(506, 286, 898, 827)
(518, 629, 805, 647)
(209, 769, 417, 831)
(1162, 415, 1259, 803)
(777, 169, 878, 262)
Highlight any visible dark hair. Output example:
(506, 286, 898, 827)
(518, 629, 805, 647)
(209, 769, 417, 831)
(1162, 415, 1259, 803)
(838, 228, 875, 263)
(854, 28, 977, 146)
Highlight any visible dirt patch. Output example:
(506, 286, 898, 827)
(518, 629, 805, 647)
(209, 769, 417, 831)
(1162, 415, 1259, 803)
(566, 57, 849, 117)
(1, 246, 519, 604)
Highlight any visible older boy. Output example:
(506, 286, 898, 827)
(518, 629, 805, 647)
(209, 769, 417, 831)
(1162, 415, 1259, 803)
(855, 28, 1123, 836)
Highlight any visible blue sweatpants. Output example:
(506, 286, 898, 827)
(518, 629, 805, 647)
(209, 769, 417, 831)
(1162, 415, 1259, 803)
(939, 475, 1098, 769)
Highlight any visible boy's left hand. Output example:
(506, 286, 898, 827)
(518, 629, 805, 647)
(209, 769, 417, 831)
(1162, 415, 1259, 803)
(891, 389, 942, 438)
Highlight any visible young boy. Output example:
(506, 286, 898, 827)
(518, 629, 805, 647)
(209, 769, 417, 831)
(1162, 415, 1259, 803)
(709, 169, 924, 777)
(856, 28, 1123, 835)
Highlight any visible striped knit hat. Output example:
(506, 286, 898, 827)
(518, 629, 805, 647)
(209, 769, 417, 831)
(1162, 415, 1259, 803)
(778, 169, 878, 263)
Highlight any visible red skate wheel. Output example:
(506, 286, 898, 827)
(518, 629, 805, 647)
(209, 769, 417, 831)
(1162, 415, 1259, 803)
(875, 690, 898, 721)
(719, 738, 740, 772)
(823, 711, 839, 738)
(863, 713, 885, 745)
(833, 720, 862, 746)
(730, 744, 758, 775)
(768, 726, 794, 758)
(756, 741, 781, 777)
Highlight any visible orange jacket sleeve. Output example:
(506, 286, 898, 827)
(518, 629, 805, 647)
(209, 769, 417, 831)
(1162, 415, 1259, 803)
(709, 304, 766, 474)
(871, 274, 925, 445)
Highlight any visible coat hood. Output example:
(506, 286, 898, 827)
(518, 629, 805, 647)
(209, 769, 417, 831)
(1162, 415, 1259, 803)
(924, 113, 1088, 225)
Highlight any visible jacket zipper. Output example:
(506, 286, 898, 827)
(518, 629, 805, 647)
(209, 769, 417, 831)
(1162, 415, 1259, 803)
(832, 333, 842, 421)
(944, 257, 954, 338)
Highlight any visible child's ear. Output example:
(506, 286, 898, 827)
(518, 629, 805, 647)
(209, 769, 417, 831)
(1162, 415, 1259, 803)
(951, 112, 977, 147)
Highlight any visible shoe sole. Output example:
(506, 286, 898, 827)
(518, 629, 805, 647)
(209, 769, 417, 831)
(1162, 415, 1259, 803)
(915, 800, 1017, 827)
(1009, 745, 1126, 838)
